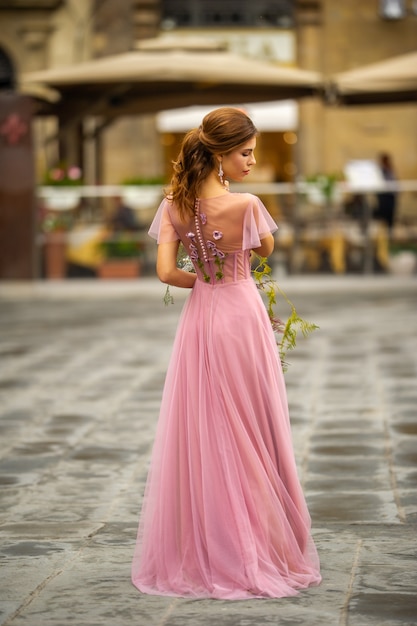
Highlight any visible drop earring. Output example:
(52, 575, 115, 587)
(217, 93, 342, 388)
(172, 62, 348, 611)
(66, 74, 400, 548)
(218, 161, 224, 186)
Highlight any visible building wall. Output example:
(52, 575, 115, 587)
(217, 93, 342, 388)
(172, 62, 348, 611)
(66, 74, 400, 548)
(0, 11, 53, 74)
(2, 0, 416, 192)
(91, 0, 163, 183)
(322, 1, 417, 74)
(297, 0, 417, 178)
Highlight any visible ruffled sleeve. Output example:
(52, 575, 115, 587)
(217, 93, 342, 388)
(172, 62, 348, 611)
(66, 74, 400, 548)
(148, 199, 180, 244)
(242, 194, 278, 251)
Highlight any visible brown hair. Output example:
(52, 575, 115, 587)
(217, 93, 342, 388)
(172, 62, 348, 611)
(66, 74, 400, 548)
(167, 107, 257, 220)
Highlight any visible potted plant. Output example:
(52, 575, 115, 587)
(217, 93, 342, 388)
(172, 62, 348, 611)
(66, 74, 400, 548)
(121, 175, 165, 210)
(98, 234, 145, 279)
(388, 242, 417, 275)
(42, 163, 83, 210)
(304, 173, 344, 208)
(40, 210, 73, 279)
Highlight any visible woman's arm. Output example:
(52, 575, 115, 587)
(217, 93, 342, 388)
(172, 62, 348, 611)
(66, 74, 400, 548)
(252, 233, 275, 258)
(156, 240, 197, 288)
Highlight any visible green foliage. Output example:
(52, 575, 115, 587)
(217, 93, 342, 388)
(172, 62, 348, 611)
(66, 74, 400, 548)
(252, 255, 319, 371)
(214, 257, 225, 281)
(279, 310, 319, 371)
(389, 242, 417, 255)
(163, 287, 174, 306)
(163, 244, 193, 304)
(305, 172, 343, 201)
(43, 163, 83, 186)
(42, 211, 72, 233)
(122, 176, 166, 186)
(99, 236, 144, 259)
(164, 249, 318, 371)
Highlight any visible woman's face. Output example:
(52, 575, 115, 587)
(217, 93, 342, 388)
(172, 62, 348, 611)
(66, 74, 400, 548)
(220, 137, 257, 182)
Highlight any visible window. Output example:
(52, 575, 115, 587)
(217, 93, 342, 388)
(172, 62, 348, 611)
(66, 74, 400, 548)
(161, 0, 294, 29)
(379, 0, 406, 19)
(0, 48, 15, 90)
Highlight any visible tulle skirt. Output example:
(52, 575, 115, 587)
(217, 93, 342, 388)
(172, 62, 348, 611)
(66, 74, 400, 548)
(132, 278, 321, 599)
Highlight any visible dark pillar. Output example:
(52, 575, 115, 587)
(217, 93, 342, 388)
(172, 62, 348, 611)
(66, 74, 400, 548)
(0, 92, 36, 279)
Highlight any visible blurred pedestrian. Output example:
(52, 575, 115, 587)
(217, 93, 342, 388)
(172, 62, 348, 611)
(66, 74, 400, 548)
(374, 152, 398, 232)
(109, 195, 139, 232)
(344, 192, 368, 231)
(131, 107, 321, 600)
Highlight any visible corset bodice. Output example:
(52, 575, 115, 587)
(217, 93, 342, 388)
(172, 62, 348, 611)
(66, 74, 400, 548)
(191, 249, 252, 284)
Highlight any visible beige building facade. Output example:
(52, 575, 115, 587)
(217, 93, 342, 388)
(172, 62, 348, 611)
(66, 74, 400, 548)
(1, 0, 416, 189)
(298, 1, 417, 184)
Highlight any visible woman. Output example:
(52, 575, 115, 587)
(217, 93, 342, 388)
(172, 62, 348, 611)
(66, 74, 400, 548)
(132, 107, 321, 599)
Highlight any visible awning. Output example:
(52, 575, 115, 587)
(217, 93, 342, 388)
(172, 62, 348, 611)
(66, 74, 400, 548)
(19, 39, 323, 120)
(157, 101, 298, 132)
(329, 51, 417, 105)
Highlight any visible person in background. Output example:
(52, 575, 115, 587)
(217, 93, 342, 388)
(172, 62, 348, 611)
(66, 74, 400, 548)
(344, 192, 368, 231)
(110, 195, 140, 232)
(374, 152, 398, 233)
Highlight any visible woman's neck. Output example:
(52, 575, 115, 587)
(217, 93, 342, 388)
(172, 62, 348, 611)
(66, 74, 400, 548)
(198, 171, 229, 199)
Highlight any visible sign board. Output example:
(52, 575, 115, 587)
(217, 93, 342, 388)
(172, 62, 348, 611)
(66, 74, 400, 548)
(344, 160, 384, 190)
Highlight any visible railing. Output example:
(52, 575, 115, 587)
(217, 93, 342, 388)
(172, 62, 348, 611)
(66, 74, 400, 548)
(36, 181, 417, 278)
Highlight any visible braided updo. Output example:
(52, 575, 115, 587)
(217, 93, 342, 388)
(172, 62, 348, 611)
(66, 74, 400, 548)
(168, 107, 257, 220)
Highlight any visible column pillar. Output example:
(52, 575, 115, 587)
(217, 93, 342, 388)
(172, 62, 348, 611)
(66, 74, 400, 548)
(0, 93, 36, 279)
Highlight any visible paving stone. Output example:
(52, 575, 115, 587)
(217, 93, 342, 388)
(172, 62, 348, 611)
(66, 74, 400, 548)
(0, 276, 416, 626)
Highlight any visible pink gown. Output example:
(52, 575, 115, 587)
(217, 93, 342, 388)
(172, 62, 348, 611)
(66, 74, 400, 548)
(131, 192, 321, 599)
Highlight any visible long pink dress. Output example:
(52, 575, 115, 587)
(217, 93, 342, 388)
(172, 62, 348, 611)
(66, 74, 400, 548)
(131, 192, 321, 599)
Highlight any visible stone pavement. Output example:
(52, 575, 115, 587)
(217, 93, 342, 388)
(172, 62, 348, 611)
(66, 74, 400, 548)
(0, 275, 416, 626)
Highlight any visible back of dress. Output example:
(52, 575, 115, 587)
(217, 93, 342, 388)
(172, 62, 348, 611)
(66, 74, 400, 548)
(135, 191, 322, 600)
(149, 192, 277, 285)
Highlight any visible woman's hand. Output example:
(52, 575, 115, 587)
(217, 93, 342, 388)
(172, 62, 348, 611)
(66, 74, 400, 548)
(157, 241, 197, 288)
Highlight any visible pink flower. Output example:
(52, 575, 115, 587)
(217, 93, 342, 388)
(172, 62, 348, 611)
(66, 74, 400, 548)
(68, 166, 82, 180)
(50, 168, 65, 181)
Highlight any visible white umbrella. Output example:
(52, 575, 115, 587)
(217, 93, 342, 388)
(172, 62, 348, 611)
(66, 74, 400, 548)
(19, 40, 323, 117)
(329, 51, 417, 105)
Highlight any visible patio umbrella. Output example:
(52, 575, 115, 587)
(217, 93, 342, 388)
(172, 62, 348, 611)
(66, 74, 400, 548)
(19, 38, 323, 120)
(329, 50, 417, 105)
